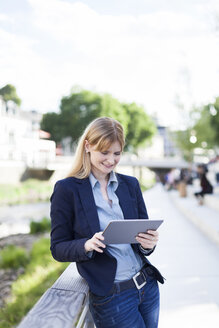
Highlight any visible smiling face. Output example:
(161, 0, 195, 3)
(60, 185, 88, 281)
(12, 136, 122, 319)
(85, 140, 122, 180)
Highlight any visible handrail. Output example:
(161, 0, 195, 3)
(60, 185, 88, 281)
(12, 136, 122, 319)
(17, 263, 95, 328)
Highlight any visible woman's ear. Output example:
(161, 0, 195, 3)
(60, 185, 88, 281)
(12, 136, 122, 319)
(84, 140, 90, 153)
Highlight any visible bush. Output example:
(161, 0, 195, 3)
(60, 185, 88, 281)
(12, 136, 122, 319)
(0, 237, 69, 328)
(30, 217, 51, 234)
(0, 245, 29, 269)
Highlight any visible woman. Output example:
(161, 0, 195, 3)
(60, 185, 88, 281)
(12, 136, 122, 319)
(50, 117, 164, 328)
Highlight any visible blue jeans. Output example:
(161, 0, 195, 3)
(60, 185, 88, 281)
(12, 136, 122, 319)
(89, 277, 160, 328)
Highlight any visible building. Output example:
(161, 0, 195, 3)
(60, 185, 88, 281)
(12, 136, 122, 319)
(0, 98, 56, 183)
(138, 125, 179, 160)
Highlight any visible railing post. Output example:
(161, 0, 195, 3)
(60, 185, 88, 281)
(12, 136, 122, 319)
(84, 309, 95, 328)
(75, 296, 95, 328)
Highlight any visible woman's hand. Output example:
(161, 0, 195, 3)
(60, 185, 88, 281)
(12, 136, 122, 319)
(84, 232, 106, 253)
(136, 230, 159, 250)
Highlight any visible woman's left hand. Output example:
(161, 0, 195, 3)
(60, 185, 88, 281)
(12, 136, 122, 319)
(136, 230, 159, 249)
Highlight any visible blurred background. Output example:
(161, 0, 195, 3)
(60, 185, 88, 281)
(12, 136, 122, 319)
(0, 1, 219, 327)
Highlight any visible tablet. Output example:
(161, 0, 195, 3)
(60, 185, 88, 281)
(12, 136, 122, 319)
(102, 219, 163, 244)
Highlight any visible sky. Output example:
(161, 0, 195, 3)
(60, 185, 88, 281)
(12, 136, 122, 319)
(0, 0, 219, 127)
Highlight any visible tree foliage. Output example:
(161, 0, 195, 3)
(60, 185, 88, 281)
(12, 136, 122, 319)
(189, 97, 219, 149)
(192, 106, 217, 149)
(173, 128, 196, 162)
(209, 97, 219, 145)
(123, 102, 156, 152)
(40, 112, 62, 144)
(41, 89, 102, 144)
(173, 97, 219, 161)
(59, 89, 102, 143)
(40, 88, 156, 152)
(0, 84, 21, 111)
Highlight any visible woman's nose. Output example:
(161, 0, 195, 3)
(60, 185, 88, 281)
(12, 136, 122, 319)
(106, 155, 114, 164)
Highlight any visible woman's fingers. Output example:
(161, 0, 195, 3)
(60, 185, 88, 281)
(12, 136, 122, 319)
(147, 230, 159, 239)
(136, 230, 159, 249)
(85, 231, 105, 253)
(136, 236, 155, 247)
(139, 230, 159, 241)
(91, 244, 104, 253)
(93, 239, 106, 249)
(93, 232, 105, 247)
(94, 232, 105, 241)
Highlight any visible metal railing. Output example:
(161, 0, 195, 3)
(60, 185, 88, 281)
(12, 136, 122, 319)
(17, 263, 95, 328)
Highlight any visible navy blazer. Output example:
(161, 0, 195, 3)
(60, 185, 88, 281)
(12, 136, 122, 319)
(50, 173, 164, 296)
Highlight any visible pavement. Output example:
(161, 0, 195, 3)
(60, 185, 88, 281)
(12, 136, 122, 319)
(169, 184, 219, 245)
(143, 183, 219, 328)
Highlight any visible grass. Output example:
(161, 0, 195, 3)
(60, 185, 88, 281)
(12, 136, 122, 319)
(0, 179, 53, 205)
(30, 217, 51, 234)
(0, 238, 69, 328)
(0, 245, 29, 269)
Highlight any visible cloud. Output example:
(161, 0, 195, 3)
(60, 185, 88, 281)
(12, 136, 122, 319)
(0, 27, 54, 110)
(28, 0, 209, 44)
(0, 13, 14, 23)
(1, 0, 219, 126)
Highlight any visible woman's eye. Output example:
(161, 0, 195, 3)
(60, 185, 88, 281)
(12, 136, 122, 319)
(101, 151, 121, 155)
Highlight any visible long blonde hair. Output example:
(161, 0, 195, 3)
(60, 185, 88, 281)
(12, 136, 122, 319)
(68, 117, 125, 179)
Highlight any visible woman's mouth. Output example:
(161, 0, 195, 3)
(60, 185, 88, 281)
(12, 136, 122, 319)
(102, 164, 114, 169)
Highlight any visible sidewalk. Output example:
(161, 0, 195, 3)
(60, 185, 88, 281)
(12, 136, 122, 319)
(168, 185, 219, 246)
(143, 184, 219, 328)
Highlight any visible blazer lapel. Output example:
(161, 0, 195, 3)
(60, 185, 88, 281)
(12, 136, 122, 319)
(115, 175, 137, 219)
(77, 175, 137, 236)
(78, 178, 100, 235)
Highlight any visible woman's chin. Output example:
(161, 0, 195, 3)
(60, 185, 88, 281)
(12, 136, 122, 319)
(101, 165, 114, 173)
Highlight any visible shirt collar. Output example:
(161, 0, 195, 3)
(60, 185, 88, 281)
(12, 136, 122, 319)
(89, 171, 118, 190)
(89, 172, 98, 189)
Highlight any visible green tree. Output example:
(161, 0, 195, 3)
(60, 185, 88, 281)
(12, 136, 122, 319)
(100, 95, 156, 152)
(123, 102, 156, 153)
(0, 84, 21, 112)
(59, 89, 102, 144)
(41, 88, 102, 145)
(192, 106, 216, 149)
(41, 88, 156, 152)
(172, 128, 196, 162)
(172, 97, 219, 161)
(101, 93, 129, 133)
(209, 97, 219, 146)
(40, 112, 62, 144)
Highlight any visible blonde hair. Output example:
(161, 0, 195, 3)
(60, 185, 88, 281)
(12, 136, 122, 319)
(68, 117, 125, 179)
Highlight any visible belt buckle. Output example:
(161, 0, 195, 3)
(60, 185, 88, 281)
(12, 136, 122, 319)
(133, 271, 147, 290)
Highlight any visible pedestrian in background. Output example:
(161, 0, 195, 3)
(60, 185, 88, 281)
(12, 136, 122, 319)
(194, 164, 213, 205)
(50, 117, 164, 328)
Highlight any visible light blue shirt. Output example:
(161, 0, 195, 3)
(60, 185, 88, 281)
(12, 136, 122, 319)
(89, 171, 144, 282)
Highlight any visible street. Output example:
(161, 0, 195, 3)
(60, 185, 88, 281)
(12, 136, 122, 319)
(144, 184, 219, 328)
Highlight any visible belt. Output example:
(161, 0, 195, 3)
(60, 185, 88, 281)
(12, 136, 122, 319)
(109, 265, 155, 295)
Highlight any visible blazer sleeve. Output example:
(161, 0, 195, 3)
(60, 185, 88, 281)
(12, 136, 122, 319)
(135, 179, 156, 256)
(50, 181, 92, 263)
